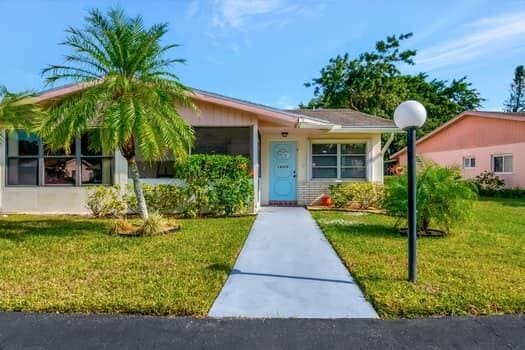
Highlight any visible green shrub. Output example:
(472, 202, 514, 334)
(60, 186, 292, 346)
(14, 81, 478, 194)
(384, 161, 477, 234)
(86, 186, 128, 218)
(478, 187, 525, 198)
(88, 155, 254, 218)
(127, 183, 188, 214)
(329, 182, 385, 209)
(175, 154, 253, 217)
(473, 171, 505, 195)
(329, 184, 349, 208)
(471, 171, 525, 198)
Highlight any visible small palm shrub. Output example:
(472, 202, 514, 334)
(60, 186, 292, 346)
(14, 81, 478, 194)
(329, 182, 385, 209)
(384, 162, 477, 234)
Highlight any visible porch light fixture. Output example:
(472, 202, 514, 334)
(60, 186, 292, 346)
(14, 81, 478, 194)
(281, 132, 289, 138)
(393, 100, 427, 283)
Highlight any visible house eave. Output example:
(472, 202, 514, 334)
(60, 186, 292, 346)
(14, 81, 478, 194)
(297, 116, 400, 133)
(327, 126, 401, 133)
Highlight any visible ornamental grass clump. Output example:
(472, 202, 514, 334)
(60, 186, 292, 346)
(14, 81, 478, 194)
(384, 161, 477, 234)
(108, 218, 136, 236)
(109, 212, 180, 236)
(139, 212, 167, 236)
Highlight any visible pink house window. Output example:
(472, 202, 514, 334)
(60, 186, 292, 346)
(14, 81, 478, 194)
(463, 156, 476, 169)
(492, 154, 513, 174)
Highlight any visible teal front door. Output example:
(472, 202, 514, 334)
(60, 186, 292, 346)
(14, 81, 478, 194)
(270, 141, 297, 201)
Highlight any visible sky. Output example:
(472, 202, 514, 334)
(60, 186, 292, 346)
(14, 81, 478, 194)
(0, 0, 524, 111)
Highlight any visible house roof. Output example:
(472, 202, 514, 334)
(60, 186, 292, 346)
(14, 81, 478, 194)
(289, 108, 397, 130)
(33, 83, 398, 131)
(390, 110, 525, 159)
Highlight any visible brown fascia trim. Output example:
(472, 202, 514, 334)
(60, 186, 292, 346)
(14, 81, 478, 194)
(32, 82, 299, 127)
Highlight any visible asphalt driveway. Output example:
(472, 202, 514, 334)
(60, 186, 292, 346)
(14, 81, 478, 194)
(0, 312, 523, 349)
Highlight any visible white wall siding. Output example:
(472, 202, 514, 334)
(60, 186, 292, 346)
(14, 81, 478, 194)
(0, 140, 128, 214)
(260, 129, 384, 206)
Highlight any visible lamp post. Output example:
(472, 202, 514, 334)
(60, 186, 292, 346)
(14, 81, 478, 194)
(394, 101, 427, 283)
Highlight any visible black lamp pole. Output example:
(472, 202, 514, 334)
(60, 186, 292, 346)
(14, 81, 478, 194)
(407, 126, 417, 282)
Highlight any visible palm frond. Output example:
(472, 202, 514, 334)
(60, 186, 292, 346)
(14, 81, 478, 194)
(0, 87, 44, 132)
(40, 6, 196, 162)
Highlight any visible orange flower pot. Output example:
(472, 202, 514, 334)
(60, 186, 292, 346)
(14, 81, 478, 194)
(321, 195, 332, 207)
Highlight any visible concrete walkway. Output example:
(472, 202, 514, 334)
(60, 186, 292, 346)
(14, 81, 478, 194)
(208, 207, 378, 318)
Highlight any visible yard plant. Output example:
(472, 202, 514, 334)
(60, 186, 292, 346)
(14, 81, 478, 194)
(384, 162, 477, 234)
(37, 7, 194, 223)
(473, 171, 505, 193)
(85, 154, 253, 218)
(175, 154, 254, 217)
(312, 196, 525, 318)
(329, 182, 385, 209)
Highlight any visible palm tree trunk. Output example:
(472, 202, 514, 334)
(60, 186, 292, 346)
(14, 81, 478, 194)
(128, 157, 149, 220)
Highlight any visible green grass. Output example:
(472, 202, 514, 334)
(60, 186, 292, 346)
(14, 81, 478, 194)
(0, 215, 254, 316)
(311, 197, 525, 319)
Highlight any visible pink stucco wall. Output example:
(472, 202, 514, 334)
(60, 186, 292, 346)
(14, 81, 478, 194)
(397, 115, 525, 188)
(415, 143, 525, 188)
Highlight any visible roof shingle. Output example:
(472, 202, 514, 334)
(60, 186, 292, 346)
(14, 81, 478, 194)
(289, 108, 396, 128)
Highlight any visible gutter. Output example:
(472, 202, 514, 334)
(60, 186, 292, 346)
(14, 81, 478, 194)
(297, 116, 334, 129)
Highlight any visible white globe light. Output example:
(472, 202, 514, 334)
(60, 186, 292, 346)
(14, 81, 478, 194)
(394, 100, 427, 130)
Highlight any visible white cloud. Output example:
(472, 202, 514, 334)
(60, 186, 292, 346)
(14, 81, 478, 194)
(276, 96, 298, 109)
(186, 0, 200, 18)
(209, 0, 296, 30)
(416, 11, 525, 70)
(205, 0, 322, 54)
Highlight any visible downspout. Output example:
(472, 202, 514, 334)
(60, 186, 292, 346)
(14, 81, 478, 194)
(381, 132, 395, 156)
(379, 132, 396, 182)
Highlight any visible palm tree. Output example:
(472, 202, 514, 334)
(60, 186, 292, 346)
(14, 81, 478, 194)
(0, 86, 42, 134)
(39, 8, 195, 220)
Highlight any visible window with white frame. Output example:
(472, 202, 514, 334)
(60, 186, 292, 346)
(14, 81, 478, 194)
(463, 156, 476, 169)
(492, 154, 513, 173)
(311, 142, 367, 179)
(6, 130, 113, 186)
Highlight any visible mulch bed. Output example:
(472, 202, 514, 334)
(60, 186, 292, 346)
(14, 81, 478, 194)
(398, 227, 445, 237)
(307, 206, 387, 215)
(115, 224, 181, 237)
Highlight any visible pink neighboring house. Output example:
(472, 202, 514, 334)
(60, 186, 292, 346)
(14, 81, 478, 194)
(391, 111, 525, 188)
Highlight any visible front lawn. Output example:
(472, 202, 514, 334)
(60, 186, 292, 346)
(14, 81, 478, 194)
(311, 197, 525, 318)
(0, 215, 254, 316)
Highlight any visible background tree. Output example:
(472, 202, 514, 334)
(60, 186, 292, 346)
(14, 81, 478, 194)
(504, 65, 525, 112)
(0, 86, 42, 133)
(39, 8, 195, 220)
(304, 33, 483, 152)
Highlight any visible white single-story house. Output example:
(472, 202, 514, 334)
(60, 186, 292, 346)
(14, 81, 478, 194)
(0, 84, 399, 214)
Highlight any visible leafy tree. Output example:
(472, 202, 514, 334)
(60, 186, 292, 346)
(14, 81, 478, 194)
(304, 33, 483, 152)
(504, 65, 525, 112)
(0, 86, 42, 133)
(38, 8, 195, 220)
